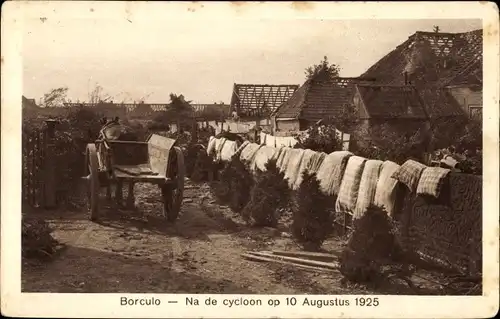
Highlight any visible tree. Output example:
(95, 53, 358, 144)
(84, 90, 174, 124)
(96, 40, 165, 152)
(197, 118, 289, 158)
(166, 93, 194, 132)
(356, 124, 428, 164)
(305, 56, 341, 82)
(295, 124, 342, 153)
(328, 103, 360, 133)
(241, 159, 290, 227)
(88, 83, 113, 105)
(291, 171, 333, 251)
(40, 87, 68, 108)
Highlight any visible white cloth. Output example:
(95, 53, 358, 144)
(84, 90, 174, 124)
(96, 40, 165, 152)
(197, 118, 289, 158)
(335, 156, 367, 214)
(253, 146, 282, 172)
(292, 149, 318, 190)
(354, 160, 383, 219)
(373, 161, 401, 217)
(316, 151, 353, 196)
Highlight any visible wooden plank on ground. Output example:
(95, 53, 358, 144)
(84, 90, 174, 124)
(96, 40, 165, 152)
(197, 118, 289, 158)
(241, 253, 338, 274)
(247, 251, 339, 270)
(266, 250, 339, 262)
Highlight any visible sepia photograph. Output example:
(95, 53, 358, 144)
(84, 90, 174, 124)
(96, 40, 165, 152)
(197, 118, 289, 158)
(2, 1, 499, 318)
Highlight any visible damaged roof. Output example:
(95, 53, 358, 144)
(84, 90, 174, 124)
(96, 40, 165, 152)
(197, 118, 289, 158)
(361, 29, 482, 87)
(230, 83, 299, 113)
(360, 29, 482, 118)
(273, 78, 374, 120)
(355, 84, 428, 120)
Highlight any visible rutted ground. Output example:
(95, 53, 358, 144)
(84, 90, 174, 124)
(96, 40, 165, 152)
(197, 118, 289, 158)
(22, 179, 446, 294)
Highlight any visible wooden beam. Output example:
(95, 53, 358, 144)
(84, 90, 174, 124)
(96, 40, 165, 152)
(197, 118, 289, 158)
(246, 251, 339, 270)
(241, 253, 339, 273)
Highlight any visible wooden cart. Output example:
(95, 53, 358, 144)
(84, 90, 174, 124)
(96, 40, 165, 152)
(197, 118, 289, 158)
(83, 132, 185, 222)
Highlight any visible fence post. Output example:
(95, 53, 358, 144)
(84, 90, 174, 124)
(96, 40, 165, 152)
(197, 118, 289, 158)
(43, 119, 58, 208)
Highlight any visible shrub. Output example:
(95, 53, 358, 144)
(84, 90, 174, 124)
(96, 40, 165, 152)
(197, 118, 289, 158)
(295, 124, 341, 153)
(184, 144, 206, 178)
(210, 156, 254, 213)
(339, 205, 405, 283)
(291, 171, 333, 250)
(355, 124, 429, 165)
(22, 216, 62, 260)
(241, 159, 290, 227)
(190, 145, 215, 183)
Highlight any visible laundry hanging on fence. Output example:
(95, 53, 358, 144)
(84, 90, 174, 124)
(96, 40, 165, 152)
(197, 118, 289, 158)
(416, 167, 451, 198)
(335, 156, 367, 215)
(316, 151, 353, 196)
(275, 136, 299, 148)
(373, 160, 401, 217)
(292, 149, 318, 190)
(264, 134, 276, 148)
(354, 159, 383, 219)
(253, 145, 282, 172)
(391, 159, 427, 193)
(239, 142, 263, 167)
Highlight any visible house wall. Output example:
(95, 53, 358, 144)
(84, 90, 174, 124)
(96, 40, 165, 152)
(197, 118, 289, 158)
(448, 87, 482, 120)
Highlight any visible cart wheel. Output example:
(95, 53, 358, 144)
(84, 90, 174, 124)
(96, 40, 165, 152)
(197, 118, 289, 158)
(162, 146, 185, 222)
(85, 144, 100, 221)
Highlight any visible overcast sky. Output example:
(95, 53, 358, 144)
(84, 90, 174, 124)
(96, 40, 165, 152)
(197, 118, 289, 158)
(22, 15, 481, 104)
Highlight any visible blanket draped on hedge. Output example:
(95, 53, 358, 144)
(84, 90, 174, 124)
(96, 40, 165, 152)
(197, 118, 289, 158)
(335, 156, 367, 214)
(292, 149, 318, 190)
(207, 136, 217, 157)
(236, 140, 250, 155)
(253, 145, 282, 172)
(218, 139, 238, 162)
(277, 148, 306, 188)
(373, 160, 401, 217)
(391, 159, 427, 193)
(353, 159, 383, 219)
(239, 142, 262, 167)
(416, 167, 451, 198)
(213, 137, 227, 162)
(306, 152, 327, 175)
(316, 151, 353, 196)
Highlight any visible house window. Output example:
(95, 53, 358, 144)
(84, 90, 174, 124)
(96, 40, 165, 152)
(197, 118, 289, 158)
(469, 105, 482, 121)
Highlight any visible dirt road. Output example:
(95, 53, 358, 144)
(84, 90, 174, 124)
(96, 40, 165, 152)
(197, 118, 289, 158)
(22, 179, 445, 294)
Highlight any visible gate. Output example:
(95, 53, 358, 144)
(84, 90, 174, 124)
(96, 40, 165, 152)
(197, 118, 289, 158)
(22, 127, 46, 207)
(22, 120, 58, 209)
